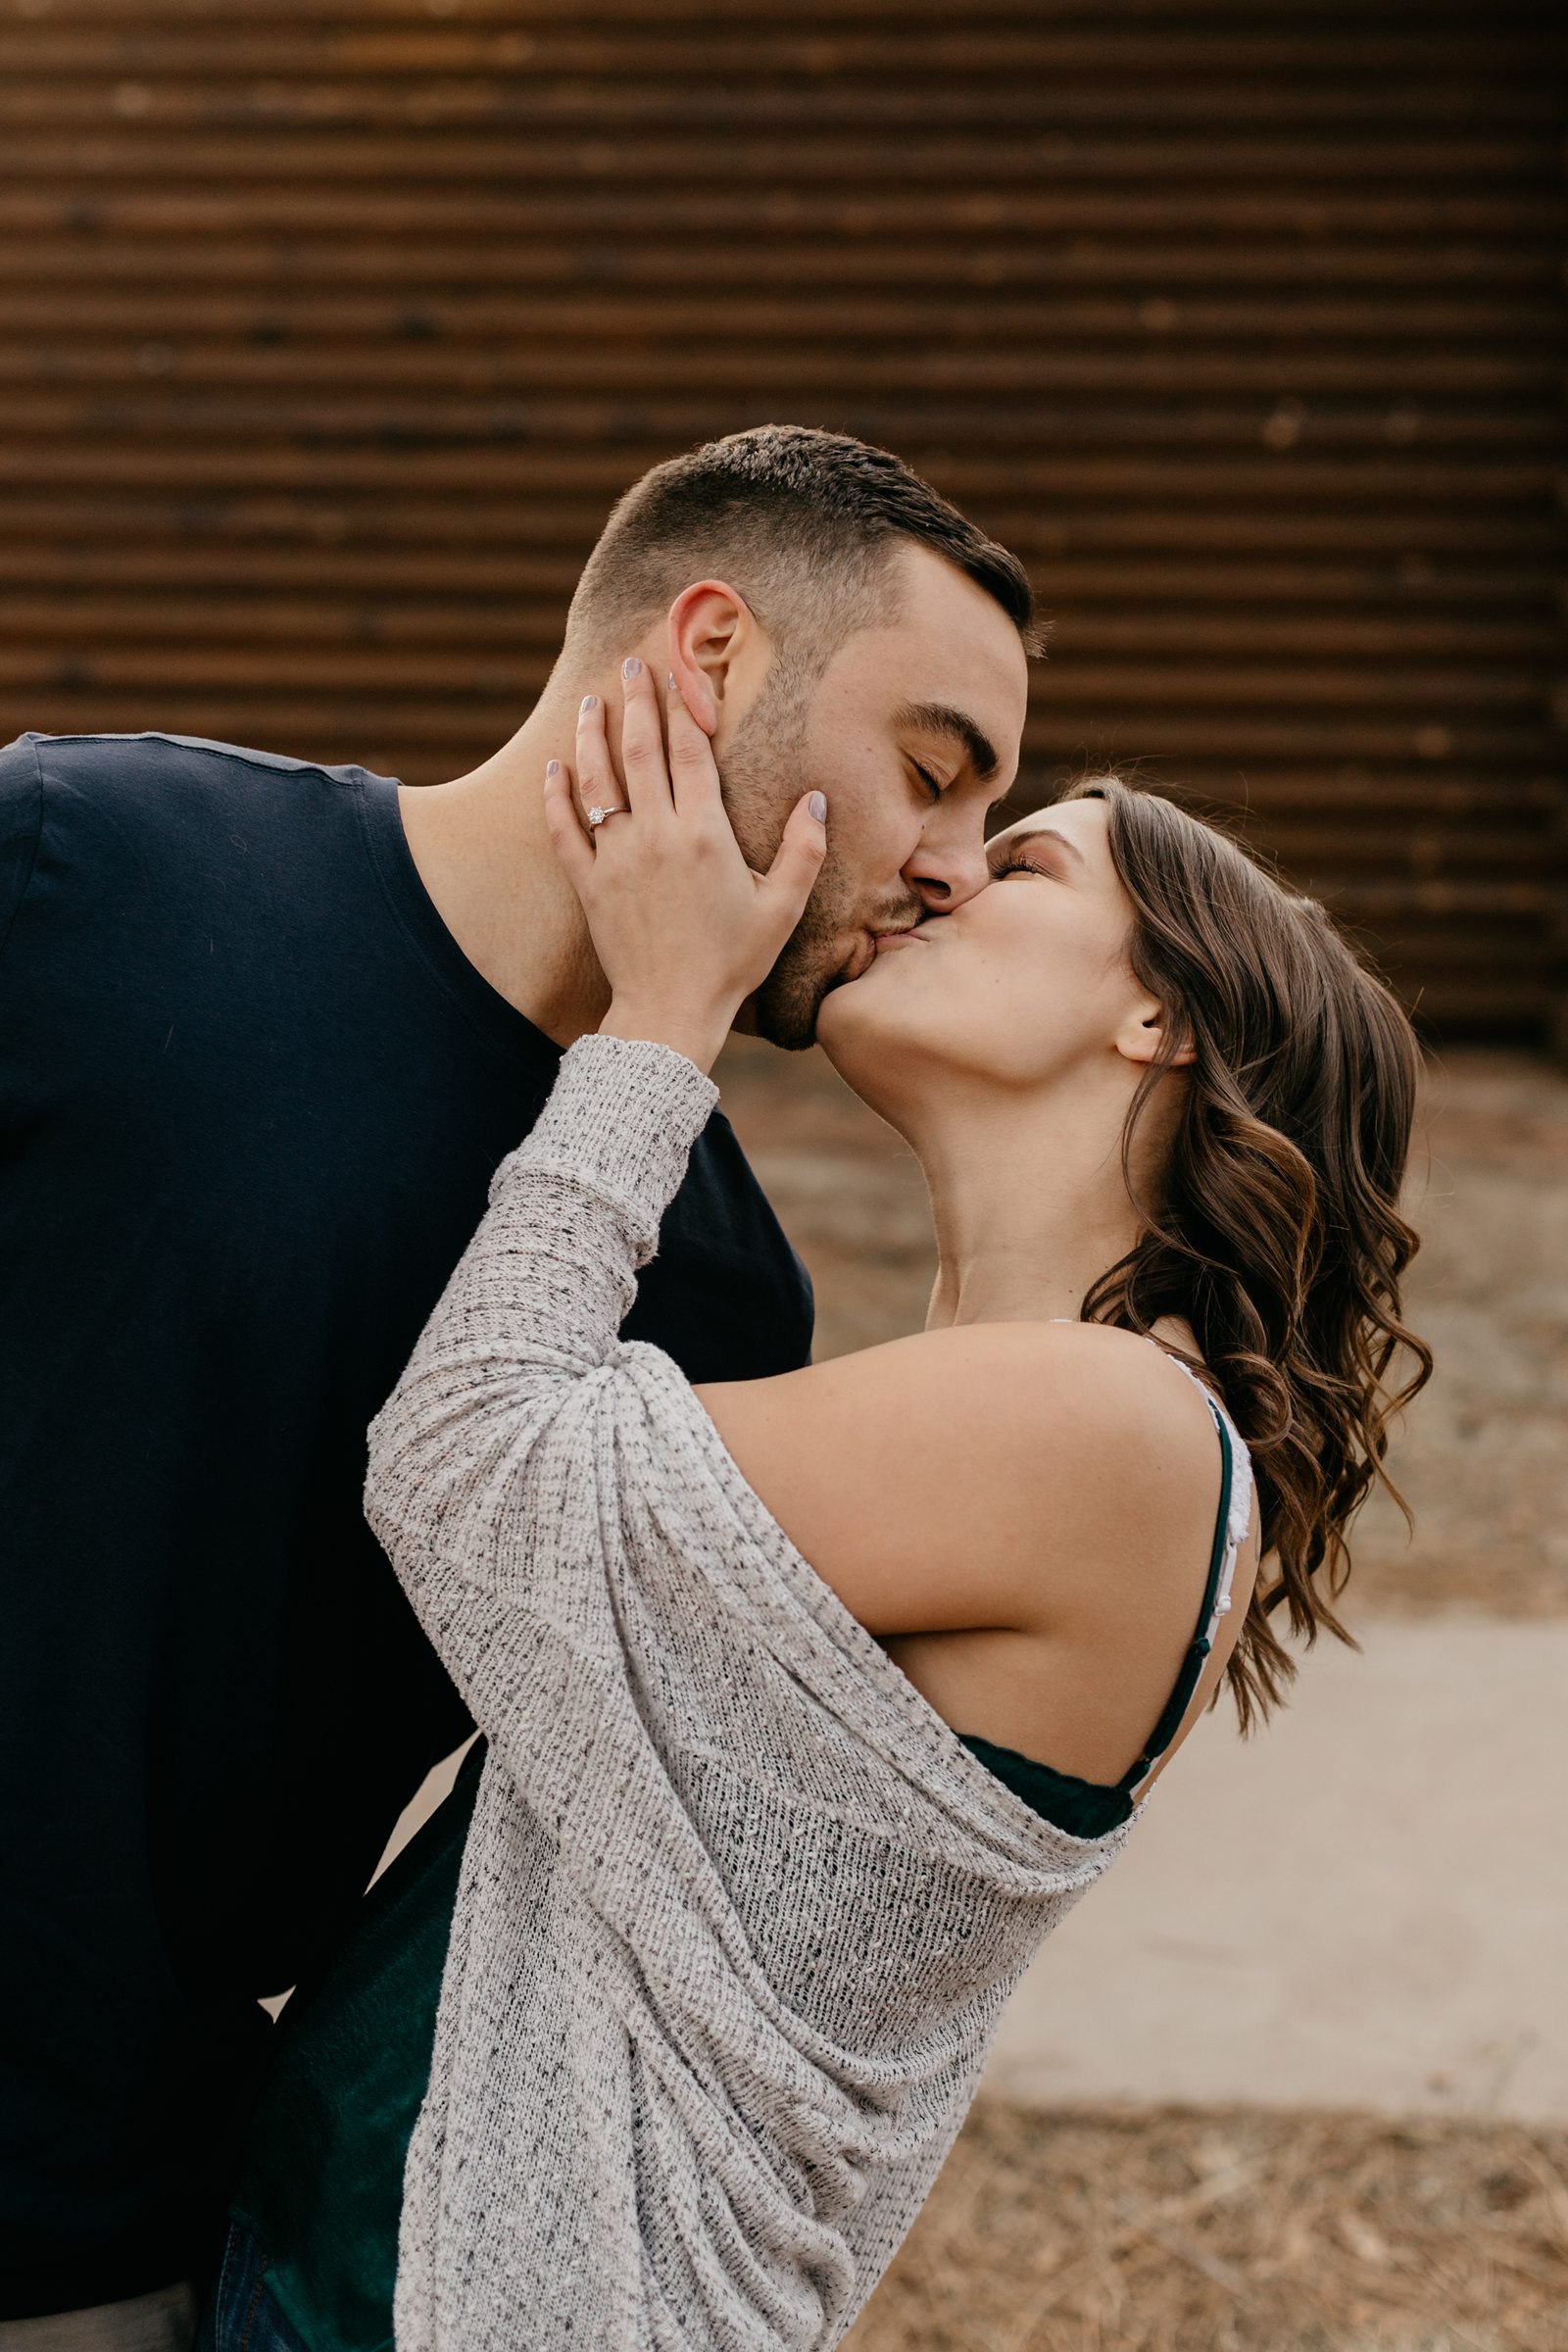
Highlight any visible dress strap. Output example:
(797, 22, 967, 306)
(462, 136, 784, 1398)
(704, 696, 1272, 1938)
(1116, 1359, 1253, 1797)
(1041, 1321, 1253, 1800)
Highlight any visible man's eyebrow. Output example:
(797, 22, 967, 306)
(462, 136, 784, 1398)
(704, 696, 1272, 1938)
(893, 700, 1001, 784)
(989, 822, 1086, 867)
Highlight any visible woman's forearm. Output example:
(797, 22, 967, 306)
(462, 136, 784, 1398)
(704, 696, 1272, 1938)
(363, 1033, 717, 1570)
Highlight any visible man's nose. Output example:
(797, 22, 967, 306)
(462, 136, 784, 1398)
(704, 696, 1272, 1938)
(903, 812, 992, 914)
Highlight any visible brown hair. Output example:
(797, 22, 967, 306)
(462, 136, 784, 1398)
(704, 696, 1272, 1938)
(1063, 777, 1433, 1728)
(567, 423, 1043, 672)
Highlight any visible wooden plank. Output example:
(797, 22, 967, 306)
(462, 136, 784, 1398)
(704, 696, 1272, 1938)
(2, 192, 1560, 239)
(3, 197, 1560, 245)
(5, 396, 1563, 463)
(6, 292, 1561, 343)
(2, 239, 1564, 295)
(1, 82, 1562, 135)
(2, 0, 1555, 25)
(1142, 769, 1562, 806)
(1022, 716, 1557, 760)
(4, 29, 1563, 77)
(1, 132, 1557, 183)
(1, 349, 1559, 399)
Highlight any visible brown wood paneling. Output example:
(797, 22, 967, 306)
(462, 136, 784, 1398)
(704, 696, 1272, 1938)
(0, 0, 1563, 1039)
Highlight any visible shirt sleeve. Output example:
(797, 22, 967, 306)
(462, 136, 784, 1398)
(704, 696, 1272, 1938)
(0, 734, 44, 962)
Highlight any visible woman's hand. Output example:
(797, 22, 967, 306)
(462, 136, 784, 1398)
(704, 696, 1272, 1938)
(543, 655, 828, 1072)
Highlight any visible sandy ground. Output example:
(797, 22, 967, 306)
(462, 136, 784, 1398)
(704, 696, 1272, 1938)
(844, 2100, 1568, 2352)
(983, 1619, 1566, 2124)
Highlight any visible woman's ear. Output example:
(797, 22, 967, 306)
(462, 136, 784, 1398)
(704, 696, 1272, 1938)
(665, 580, 763, 738)
(1116, 998, 1197, 1068)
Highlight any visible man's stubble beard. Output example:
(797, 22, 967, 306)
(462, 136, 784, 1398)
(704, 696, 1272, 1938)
(717, 670, 864, 1052)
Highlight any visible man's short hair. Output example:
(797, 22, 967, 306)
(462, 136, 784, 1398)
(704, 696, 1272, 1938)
(566, 423, 1043, 673)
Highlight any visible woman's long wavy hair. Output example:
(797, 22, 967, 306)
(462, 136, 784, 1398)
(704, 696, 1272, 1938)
(1062, 777, 1433, 1728)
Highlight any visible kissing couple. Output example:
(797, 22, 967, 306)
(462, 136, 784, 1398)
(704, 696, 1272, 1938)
(0, 426, 1428, 2352)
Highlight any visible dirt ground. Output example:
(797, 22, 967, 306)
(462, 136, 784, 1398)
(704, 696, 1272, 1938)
(842, 2101, 1568, 2352)
(713, 1041, 1568, 1622)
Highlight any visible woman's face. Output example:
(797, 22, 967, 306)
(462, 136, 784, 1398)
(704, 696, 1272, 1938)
(817, 795, 1161, 1108)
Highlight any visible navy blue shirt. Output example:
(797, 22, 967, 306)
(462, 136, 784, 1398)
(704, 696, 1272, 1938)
(0, 733, 813, 2321)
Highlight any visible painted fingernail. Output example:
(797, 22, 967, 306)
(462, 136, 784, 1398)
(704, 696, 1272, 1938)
(621, 656, 642, 680)
(545, 759, 560, 778)
(809, 792, 827, 823)
(666, 670, 678, 694)
(580, 693, 598, 713)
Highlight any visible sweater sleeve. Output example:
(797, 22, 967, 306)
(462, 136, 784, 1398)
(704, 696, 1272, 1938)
(363, 1030, 720, 1644)
(369, 1041, 1110, 2352)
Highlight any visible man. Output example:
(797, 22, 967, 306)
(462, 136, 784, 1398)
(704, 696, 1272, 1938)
(0, 424, 1035, 2347)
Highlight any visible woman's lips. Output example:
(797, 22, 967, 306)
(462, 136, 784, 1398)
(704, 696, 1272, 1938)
(842, 927, 926, 984)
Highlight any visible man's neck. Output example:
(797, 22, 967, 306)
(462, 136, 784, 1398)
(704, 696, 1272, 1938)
(397, 693, 612, 1047)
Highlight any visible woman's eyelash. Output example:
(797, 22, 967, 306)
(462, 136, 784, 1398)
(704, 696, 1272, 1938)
(989, 856, 1041, 879)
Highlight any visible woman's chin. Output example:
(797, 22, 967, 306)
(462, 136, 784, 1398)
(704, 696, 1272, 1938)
(816, 966, 910, 1096)
(814, 964, 874, 1045)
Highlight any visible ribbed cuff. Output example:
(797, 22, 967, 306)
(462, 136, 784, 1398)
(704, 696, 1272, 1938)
(500, 1032, 720, 1233)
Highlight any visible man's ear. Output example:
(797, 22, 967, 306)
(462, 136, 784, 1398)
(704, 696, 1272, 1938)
(1115, 997, 1197, 1068)
(665, 581, 764, 739)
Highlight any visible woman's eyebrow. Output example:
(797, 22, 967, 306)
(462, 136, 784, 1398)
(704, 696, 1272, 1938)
(991, 823, 1086, 866)
(892, 700, 1001, 783)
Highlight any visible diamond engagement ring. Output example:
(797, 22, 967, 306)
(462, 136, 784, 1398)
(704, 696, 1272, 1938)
(586, 804, 628, 828)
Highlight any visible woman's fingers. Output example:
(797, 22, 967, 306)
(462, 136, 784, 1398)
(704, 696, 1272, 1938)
(543, 758, 595, 891)
(665, 673, 725, 818)
(546, 664, 830, 1056)
(615, 656, 674, 815)
(573, 691, 624, 826)
(759, 792, 830, 934)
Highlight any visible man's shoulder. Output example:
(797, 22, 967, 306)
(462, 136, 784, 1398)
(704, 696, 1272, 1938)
(0, 731, 408, 972)
(14, 730, 401, 893)
(18, 729, 395, 804)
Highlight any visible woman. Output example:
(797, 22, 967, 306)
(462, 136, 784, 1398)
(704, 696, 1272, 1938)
(203, 663, 1428, 2352)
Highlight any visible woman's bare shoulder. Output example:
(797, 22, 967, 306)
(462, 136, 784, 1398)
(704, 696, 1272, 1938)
(696, 1319, 1224, 1641)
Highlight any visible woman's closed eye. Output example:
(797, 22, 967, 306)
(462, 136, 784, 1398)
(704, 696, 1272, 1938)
(988, 830, 1077, 883)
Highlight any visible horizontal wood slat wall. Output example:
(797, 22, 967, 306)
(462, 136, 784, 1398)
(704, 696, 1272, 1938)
(2, 0, 1564, 1038)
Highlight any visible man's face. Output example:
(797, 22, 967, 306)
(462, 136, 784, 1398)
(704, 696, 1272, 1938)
(716, 544, 1032, 1049)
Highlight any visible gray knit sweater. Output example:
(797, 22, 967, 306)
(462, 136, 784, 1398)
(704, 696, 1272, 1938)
(365, 1036, 1137, 2352)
